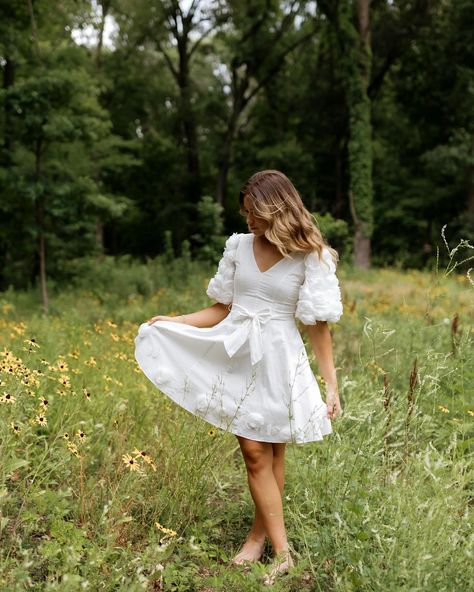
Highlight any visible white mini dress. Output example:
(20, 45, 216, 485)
(134, 232, 343, 444)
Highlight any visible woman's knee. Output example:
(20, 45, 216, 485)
(237, 437, 272, 474)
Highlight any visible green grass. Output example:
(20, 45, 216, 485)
(0, 253, 473, 591)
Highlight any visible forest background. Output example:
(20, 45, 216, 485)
(1, 0, 473, 306)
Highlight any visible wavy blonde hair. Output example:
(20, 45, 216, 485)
(239, 169, 339, 267)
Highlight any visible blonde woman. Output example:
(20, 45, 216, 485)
(135, 169, 343, 586)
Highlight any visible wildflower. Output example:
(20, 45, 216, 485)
(35, 415, 47, 426)
(24, 338, 40, 348)
(77, 430, 86, 443)
(84, 357, 97, 367)
(58, 375, 70, 388)
(57, 360, 69, 372)
(208, 429, 216, 437)
(132, 448, 157, 470)
(83, 388, 91, 401)
(438, 405, 450, 414)
(467, 410, 474, 417)
(122, 454, 141, 472)
(68, 351, 79, 359)
(63, 432, 70, 440)
(110, 333, 120, 342)
(39, 397, 49, 409)
(1, 392, 16, 404)
(107, 320, 118, 328)
(155, 522, 177, 537)
(56, 388, 67, 397)
(67, 441, 79, 457)
(10, 422, 21, 434)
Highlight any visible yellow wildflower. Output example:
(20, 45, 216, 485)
(155, 522, 177, 537)
(10, 422, 21, 434)
(58, 375, 70, 388)
(35, 415, 47, 426)
(122, 454, 141, 472)
(438, 405, 450, 414)
(1, 392, 16, 404)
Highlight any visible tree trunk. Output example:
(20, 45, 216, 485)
(177, 41, 201, 204)
(344, 0, 373, 268)
(216, 109, 239, 207)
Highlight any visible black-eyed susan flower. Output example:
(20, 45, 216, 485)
(56, 388, 67, 397)
(35, 415, 47, 426)
(58, 375, 70, 388)
(1, 392, 16, 404)
(132, 448, 157, 470)
(208, 429, 216, 437)
(83, 388, 91, 401)
(63, 432, 70, 440)
(467, 410, 474, 417)
(84, 357, 97, 367)
(24, 338, 40, 348)
(39, 397, 49, 408)
(122, 454, 141, 471)
(76, 430, 86, 443)
(67, 441, 79, 457)
(68, 351, 79, 360)
(10, 422, 21, 434)
(438, 405, 450, 414)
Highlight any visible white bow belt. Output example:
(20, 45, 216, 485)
(223, 303, 274, 366)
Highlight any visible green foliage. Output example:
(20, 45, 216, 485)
(313, 212, 352, 261)
(191, 195, 227, 264)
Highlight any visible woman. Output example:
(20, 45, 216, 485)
(135, 169, 343, 586)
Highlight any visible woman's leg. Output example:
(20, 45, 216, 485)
(231, 437, 288, 563)
(245, 442, 286, 542)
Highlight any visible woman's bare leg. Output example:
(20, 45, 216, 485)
(231, 438, 288, 564)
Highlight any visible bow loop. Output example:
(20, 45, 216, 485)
(223, 303, 273, 365)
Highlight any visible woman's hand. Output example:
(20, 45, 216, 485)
(326, 387, 342, 420)
(147, 315, 185, 325)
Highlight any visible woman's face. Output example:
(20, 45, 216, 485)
(242, 195, 269, 237)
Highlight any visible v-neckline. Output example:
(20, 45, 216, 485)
(250, 234, 285, 274)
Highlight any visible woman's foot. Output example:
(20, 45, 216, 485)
(230, 536, 265, 565)
(262, 550, 295, 586)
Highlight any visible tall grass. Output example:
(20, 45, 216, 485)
(0, 240, 472, 591)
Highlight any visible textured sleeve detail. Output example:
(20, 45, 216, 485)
(295, 247, 343, 324)
(206, 233, 241, 305)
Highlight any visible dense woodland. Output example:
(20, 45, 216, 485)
(1, 0, 473, 293)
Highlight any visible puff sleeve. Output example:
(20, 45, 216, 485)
(295, 247, 343, 324)
(206, 233, 241, 305)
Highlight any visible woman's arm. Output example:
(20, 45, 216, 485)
(147, 302, 230, 328)
(305, 321, 342, 419)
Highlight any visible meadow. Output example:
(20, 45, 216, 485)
(0, 247, 473, 591)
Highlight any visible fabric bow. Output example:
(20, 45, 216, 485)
(223, 303, 273, 365)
